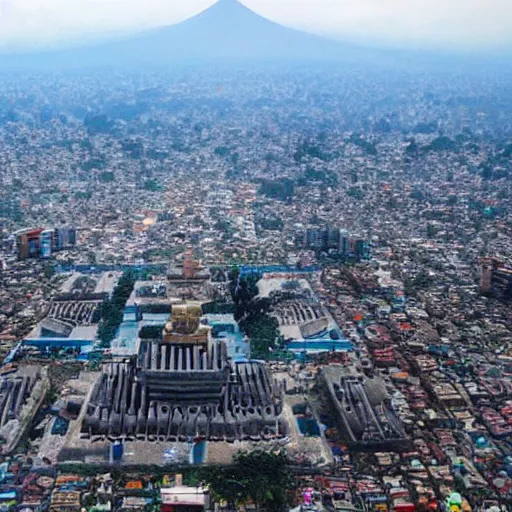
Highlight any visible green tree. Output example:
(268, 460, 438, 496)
(201, 451, 294, 512)
(99, 171, 115, 183)
(258, 179, 295, 201)
(347, 187, 364, 201)
(405, 139, 420, 157)
(43, 262, 56, 279)
(427, 136, 457, 152)
(257, 216, 284, 231)
(427, 223, 437, 239)
(214, 146, 229, 157)
(228, 270, 280, 358)
(84, 114, 113, 135)
(142, 179, 161, 191)
(97, 270, 136, 347)
(139, 325, 164, 340)
(243, 314, 280, 359)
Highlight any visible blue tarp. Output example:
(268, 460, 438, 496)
(286, 340, 354, 353)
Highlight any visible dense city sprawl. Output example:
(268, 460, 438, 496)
(0, 63, 511, 512)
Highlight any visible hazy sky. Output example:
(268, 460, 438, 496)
(0, 0, 511, 51)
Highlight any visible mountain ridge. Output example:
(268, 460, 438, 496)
(100, 0, 351, 63)
(0, 0, 364, 68)
(1, 0, 500, 70)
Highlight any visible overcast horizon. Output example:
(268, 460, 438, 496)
(0, 0, 511, 53)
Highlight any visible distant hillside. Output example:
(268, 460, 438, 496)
(0, 0, 371, 69)
(1, 0, 505, 71)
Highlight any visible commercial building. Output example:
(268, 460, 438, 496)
(160, 486, 210, 512)
(17, 234, 29, 260)
(40, 229, 54, 259)
(56, 227, 77, 250)
(14, 226, 76, 260)
(14, 228, 44, 260)
(300, 227, 370, 260)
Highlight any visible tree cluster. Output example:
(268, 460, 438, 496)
(201, 301, 235, 315)
(349, 134, 377, 155)
(427, 135, 457, 152)
(258, 179, 295, 201)
(82, 157, 106, 172)
(97, 270, 136, 347)
(199, 451, 295, 512)
(256, 215, 284, 232)
(99, 171, 115, 183)
(294, 138, 328, 161)
(84, 114, 114, 135)
(242, 314, 280, 360)
(138, 325, 164, 340)
(0, 196, 23, 222)
(404, 272, 433, 297)
(297, 167, 338, 188)
(141, 179, 162, 192)
(229, 268, 280, 359)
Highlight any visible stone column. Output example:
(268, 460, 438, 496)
(213, 342, 218, 371)
(221, 342, 227, 364)
(194, 345, 200, 370)
(208, 342, 213, 370)
(141, 385, 147, 411)
(186, 347, 192, 371)
(151, 343, 158, 370)
(144, 344, 150, 369)
(178, 348, 183, 371)
(161, 345, 168, 371)
(129, 382, 138, 414)
(120, 366, 129, 412)
(170, 346, 176, 371)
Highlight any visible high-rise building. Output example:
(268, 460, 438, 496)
(479, 258, 512, 300)
(326, 227, 340, 250)
(355, 238, 371, 259)
(304, 228, 327, 250)
(338, 229, 349, 255)
(17, 234, 29, 260)
(479, 258, 494, 295)
(55, 227, 77, 250)
(55, 228, 64, 251)
(40, 229, 54, 259)
(348, 236, 357, 256)
(300, 227, 370, 260)
(14, 228, 31, 260)
(15, 226, 76, 260)
(68, 228, 77, 246)
(182, 248, 201, 279)
(15, 228, 43, 259)
(493, 267, 512, 300)
(29, 229, 44, 258)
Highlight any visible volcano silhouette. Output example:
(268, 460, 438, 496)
(119, 0, 345, 61)
(26, 0, 351, 67)
(78, 0, 350, 64)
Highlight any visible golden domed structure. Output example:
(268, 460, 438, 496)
(162, 304, 209, 344)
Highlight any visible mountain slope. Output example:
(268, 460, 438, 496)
(127, 0, 346, 61)
(1, 0, 359, 68)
